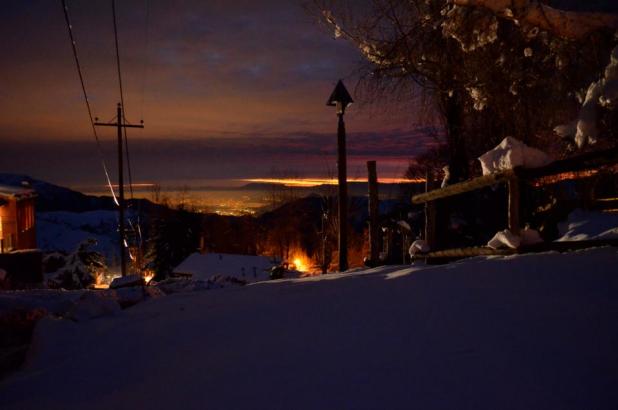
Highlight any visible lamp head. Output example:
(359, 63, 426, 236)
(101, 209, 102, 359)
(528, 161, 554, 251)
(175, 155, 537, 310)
(326, 79, 353, 114)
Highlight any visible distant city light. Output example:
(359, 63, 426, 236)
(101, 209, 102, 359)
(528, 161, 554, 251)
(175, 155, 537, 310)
(242, 177, 424, 187)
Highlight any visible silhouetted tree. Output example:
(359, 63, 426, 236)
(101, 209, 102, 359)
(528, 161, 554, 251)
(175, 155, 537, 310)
(313, 0, 617, 180)
(146, 210, 200, 279)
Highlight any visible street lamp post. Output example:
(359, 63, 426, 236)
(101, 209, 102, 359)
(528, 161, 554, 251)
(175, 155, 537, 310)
(326, 80, 353, 272)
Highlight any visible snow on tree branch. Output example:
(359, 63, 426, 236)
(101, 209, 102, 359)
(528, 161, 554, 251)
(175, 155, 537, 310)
(441, 5, 499, 52)
(565, 44, 618, 148)
(450, 0, 618, 40)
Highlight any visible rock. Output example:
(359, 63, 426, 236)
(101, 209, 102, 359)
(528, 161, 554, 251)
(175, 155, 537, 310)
(110, 274, 144, 289)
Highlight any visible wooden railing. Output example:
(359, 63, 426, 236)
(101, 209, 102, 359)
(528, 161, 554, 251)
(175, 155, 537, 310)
(411, 146, 618, 260)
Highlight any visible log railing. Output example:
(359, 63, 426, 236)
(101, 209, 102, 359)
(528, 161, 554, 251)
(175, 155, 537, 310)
(411, 147, 618, 259)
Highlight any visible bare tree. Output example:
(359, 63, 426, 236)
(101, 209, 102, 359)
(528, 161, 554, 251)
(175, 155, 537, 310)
(312, 0, 617, 179)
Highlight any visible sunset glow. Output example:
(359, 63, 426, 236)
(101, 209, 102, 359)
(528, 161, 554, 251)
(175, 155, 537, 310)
(243, 177, 425, 187)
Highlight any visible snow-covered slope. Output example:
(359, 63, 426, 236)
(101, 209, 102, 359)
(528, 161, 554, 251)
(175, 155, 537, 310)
(36, 211, 119, 256)
(1, 247, 617, 409)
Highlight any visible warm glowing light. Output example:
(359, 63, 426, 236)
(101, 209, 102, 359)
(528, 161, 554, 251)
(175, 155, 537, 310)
(287, 251, 320, 276)
(243, 177, 424, 187)
(532, 170, 598, 186)
(293, 258, 307, 272)
(109, 183, 158, 188)
(141, 269, 155, 284)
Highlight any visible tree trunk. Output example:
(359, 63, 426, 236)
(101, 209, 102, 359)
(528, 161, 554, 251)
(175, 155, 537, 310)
(444, 89, 469, 183)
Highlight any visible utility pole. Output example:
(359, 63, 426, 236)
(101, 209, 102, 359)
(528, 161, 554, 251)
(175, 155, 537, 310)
(94, 103, 144, 276)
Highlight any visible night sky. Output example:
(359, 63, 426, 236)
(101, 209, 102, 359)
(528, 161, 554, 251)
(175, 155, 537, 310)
(0, 0, 433, 188)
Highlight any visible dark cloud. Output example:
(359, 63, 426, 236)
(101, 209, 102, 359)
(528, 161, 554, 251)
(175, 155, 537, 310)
(0, 127, 439, 186)
(0, 0, 432, 186)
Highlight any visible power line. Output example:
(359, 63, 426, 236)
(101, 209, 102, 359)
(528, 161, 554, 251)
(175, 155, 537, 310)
(111, 0, 136, 200)
(111, 0, 148, 263)
(61, 0, 119, 206)
(140, 0, 150, 121)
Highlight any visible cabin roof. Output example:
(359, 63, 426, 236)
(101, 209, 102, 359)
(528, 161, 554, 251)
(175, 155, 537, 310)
(173, 253, 275, 281)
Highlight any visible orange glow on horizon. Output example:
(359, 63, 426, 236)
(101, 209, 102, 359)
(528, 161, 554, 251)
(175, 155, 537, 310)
(243, 177, 424, 187)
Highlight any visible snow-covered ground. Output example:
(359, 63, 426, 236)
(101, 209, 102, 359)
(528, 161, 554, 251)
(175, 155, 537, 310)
(1, 247, 618, 409)
(558, 209, 618, 241)
(36, 211, 122, 262)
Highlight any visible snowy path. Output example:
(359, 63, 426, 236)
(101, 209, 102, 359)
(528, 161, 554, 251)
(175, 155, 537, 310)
(2, 248, 618, 409)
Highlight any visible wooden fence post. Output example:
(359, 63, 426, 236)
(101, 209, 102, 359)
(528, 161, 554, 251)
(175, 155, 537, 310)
(425, 171, 437, 249)
(508, 176, 521, 235)
(367, 161, 380, 264)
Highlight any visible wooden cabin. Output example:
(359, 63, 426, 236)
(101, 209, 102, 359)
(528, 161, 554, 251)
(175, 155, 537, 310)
(0, 184, 37, 253)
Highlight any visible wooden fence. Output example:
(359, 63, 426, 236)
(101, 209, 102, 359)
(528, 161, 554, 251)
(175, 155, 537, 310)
(411, 147, 618, 261)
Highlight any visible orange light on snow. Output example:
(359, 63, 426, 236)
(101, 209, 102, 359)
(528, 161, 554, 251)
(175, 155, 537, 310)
(293, 257, 307, 272)
(289, 252, 321, 276)
(143, 271, 155, 284)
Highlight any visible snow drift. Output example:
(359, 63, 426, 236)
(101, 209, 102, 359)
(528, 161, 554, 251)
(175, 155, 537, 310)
(557, 209, 618, 241)
(1, 247, 617, 409)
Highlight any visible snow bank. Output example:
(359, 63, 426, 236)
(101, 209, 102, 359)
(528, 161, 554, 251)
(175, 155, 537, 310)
(487, 227, 544, 249)
(557, 209, 618, 241)
(478, 137, 551, 175)
(154, 277, 245, 295)
(0, 286, 162, 323)
(0, 290, 85, 317)
(2, 247, 618, 409)
(65, 291, 120, 322)
(487, 229, 521, 249)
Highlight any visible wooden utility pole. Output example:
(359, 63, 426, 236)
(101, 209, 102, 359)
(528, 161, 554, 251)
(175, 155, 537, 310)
(94, 103, 144, 276)
(367, 161, 379, 264)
